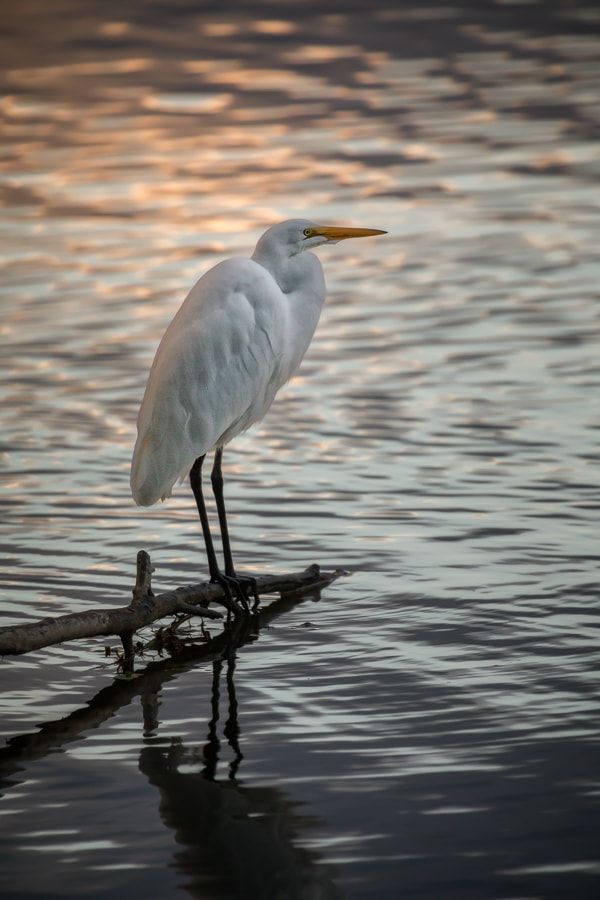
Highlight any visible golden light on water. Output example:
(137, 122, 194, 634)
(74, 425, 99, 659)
(1, 4, 600, 898)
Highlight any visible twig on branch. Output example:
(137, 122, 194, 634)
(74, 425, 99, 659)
(132, 549, 155, 603)
(0, 552, 342, 658)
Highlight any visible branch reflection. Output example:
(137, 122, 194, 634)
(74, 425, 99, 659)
(0, 587, 344, 898)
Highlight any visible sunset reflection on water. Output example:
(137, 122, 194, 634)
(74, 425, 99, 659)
(1, 2, 600, 898)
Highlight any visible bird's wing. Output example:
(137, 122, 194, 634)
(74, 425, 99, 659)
(131, 258, 290, 506)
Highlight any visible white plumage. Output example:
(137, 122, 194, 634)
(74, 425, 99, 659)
(130, 218, 385, 608)
(131, 219, 385, 507)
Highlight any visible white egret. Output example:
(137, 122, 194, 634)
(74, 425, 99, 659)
(131, 218, 386, 609)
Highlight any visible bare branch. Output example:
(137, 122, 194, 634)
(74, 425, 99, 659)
(0, 557, 342, 657)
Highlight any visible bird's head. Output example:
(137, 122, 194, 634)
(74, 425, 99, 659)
(300, 221, 387, 250)
(253, 219, 386, 260)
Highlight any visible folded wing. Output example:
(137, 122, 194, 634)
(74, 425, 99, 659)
(131, 258, 290, 506)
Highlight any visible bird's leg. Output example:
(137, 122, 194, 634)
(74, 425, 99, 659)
(211, 448, 235, 577)
(211, 447, 259, 612)
(190, 455, 220, 580)
(190, 455, 240, 614)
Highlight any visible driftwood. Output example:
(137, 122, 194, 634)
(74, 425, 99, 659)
(0, 583, 331, 784)
(0, 551, 341, 658)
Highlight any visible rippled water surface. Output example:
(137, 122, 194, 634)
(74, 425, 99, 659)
(1, 1, 599, 898)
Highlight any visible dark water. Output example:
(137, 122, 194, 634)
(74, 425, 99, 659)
(1, 1, 599, 898)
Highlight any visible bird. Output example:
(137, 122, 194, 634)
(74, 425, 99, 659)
(131, 218, 386, 611)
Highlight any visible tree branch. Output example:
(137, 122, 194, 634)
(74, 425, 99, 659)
(0, 553, 342, 657)
(0, 585, 329, 783)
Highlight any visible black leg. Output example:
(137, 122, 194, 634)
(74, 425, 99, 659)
(190, 455, 221, 582)
(211, 447, 235, 577)
(190, 456, 241, 614)
(211, 447, 259, 611)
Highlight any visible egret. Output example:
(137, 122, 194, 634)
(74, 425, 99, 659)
(131, 219, 386, 610)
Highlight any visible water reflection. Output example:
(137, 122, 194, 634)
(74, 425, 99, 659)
(141, 745, 342, 899)
(140, 653, 342, 900)
(0, 592, 342, 899)
(2, 0, 600, 897)
(0, 591, 297, 786)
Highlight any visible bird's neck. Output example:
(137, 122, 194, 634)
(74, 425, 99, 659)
(252, 248, 323, 298)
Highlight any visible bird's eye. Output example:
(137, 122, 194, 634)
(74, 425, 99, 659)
(303, 228, 312, 238)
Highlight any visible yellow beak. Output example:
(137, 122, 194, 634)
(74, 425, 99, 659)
(311, 225, 387, 242)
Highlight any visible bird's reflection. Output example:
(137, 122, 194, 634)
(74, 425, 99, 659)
(203, 656, 243, 780)
(143, 744, 343, 899)
(139, 648, 342, 900)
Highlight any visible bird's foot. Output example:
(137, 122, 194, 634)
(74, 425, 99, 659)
(211, 572, 258, 615)
(234, 573, 259, 612)
(209, 573, 244, 616)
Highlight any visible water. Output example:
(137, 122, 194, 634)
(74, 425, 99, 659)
(1, 1, 599, 897)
